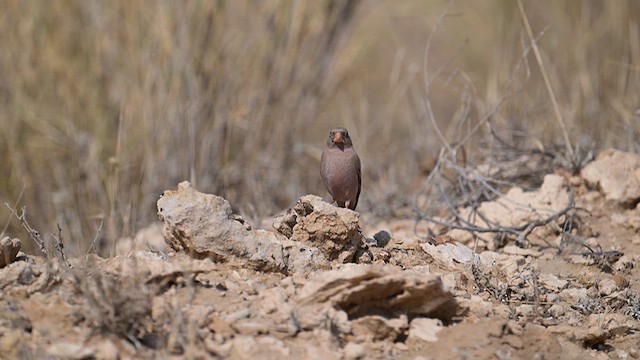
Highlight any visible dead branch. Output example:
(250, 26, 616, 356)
(414, 141, 586, 248)
(5, 203, 47, 255)
(419, 188, 577, 247)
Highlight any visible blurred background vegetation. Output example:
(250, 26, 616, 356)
(0, 0, 638, 256)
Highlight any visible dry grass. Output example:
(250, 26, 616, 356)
(0, 1, 638, 255)
(71, 258, 155, 347)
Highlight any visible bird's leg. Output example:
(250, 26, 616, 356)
(337, 201, 346, 208)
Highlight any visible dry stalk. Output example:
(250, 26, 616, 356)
(85, 219, 104, 255)
(517, 0, 575, 165)
(72, 257, 155, 348)
(52, 223, 72, 268)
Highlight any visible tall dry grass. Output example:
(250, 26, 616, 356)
(0, 0, 638, 255)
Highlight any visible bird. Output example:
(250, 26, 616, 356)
(320, 127, 361, 210)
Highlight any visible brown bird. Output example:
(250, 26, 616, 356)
(320, 127, 361, 210)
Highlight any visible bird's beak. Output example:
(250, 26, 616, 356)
(334, 132, 344, 143)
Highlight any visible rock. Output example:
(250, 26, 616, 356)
(586, 313, 640, 336)
(548, 304, 566, 318)
(272, 209, 298, 238)
(93, 339, 119, 360)
(408, 318, 444, 342)
(581, 149, 640, 207)
(157, 182, 331, 273)
(0, 300, 32, 333)
(274, 195, 362, 262)
(205, 336, 233, 358)
(0, 237, 21, 268)
(515, 304, 536, 319)
(538, 273, 568, 292)
(282, 240, 330, 274)
(558, 288, 589, 304)
(611, 274, 629, 288)
(298, 265, 457, 321)
(208, 316, 235, 339)
(611, 213, 628, 225)
(232, 319, 271, 336)
(457, 296, 495, 319)
(46, 342, 94, 359)
(588, 313, 640, 336)
(373, 231, 392, 247)
(227, 336, 291, 359)
(351, 315, 408, 341)
(597, 278, 619, 296)
(612, 255, 634, 272)
(96, 252, 217, 287)
(0, 260, 62, 296)
(342, 342, 366, 360)
(420, 242, 475, 270)
(157, 182, 287, 272)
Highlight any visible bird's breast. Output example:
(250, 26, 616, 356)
(321, 148, 359, 200)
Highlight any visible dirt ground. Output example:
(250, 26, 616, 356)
(1, 149, 640, 360)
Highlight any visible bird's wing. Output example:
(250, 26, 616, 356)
(353, 153, 361, 210)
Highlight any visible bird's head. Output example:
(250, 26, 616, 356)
(327, 128, 353, 148)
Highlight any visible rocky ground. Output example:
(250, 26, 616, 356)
(1, 149, 640, 359)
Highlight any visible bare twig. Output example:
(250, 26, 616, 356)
(85, 219, 104, 255)
(4, 203, 47, 255)
(417, 172, 578, 247)
(52, 223, 72, 268)
(1, 187, 24, 239)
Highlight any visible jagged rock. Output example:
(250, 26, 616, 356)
(272, 209, 297, 238)
(157, 182, 331, 273)
(281, 240, 329, 273)
(586, 313, 640, 337)
(227, 335, 291, 359)
(94, 252, 217, 286)
(342, 343, 366, 360)
(297, 265, 457, 325)
(46, 342, 94, 359)
(0, 300, 32, 333)
(0, 260, 62, 296)
(408, 318, 444, 342)
(0, 237, 21, 268)
(581, 149, 640, 207)
(157, 182, 286, 272)
(420, 242, 475, 270)
(538, 273, 568, 292)
(351, 315, 408, 341)
(274, 195, 362, 262)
